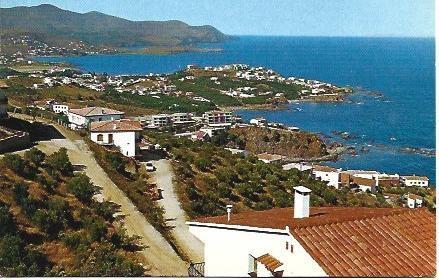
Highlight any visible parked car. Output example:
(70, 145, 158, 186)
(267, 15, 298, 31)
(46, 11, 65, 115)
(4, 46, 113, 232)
(145, 162, 156, 172)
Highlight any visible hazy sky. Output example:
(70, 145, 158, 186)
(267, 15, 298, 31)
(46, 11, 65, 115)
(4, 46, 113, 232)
(1, 0, 435, 37)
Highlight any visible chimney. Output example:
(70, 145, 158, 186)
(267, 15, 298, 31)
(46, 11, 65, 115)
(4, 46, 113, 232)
(293, 186, 311, 219)
(226, 205, 233, 222)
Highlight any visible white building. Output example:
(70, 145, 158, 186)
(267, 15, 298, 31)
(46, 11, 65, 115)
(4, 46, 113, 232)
(68, 107, 124, 130)
(250, 117, 267, 127)
(312, 165, 341, 189)
(171, 112, 193, 124)
(145, 114, 170, 128)
(283, 162, 313, 172)
(401, 175, 429, 187)
(188, 187, 435, 277)
(202, 111, 232, 127)
(90, 119, 142, 157)
(49, 102, 69, 114)
(405, 193, 423, 209)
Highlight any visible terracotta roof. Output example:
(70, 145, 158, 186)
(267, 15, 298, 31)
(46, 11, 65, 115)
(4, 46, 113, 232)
(69, 106, 124, 117)
(293, 209, 435, 277)
(351, 176, 376, 187)
(257, 253, 283, 271)
(193, 207, 436, 277)
(313, 165, 339, 172)
(402, 175, 429, 181)
(90, 119, 142, 132)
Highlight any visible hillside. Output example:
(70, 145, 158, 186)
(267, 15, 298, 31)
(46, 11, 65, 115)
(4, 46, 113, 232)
(0, 148, 146, 276)
(228, 126, 328, 159)
(0, 4, 228, 47)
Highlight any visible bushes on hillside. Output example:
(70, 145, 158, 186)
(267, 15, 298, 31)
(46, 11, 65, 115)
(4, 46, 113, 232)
(45, 148, 73, 176)
(67, 173, 100, 204)
(2, 153, 36, 178)
(24, 148, 46, 167)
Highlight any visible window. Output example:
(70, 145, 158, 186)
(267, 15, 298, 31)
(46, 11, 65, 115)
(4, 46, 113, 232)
(285, 241, 289, 250)
(248, 254, 257, 274)
(97, 134, 103, 141)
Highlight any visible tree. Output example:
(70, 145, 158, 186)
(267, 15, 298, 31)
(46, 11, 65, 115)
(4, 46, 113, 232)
(67, 174, 99, 204)
(0, 204, 16, 237)
(73, 243, 144, 276)
(45, 148, 73, 176)
(84, 217, 107, 242)
(105, 153, 126, 172)
(24, 148, 46, 167)
(2, 154, 35, 178)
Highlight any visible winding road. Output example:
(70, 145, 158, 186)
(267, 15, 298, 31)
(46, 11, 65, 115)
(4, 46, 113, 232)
(10, 114, 188, 276)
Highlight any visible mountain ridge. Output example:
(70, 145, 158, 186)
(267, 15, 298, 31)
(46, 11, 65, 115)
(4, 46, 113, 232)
(0, 4, 228, 47)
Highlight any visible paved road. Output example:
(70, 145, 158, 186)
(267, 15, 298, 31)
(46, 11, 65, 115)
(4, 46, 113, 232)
(150, 159, 204, 262)
(10, 115, 188, 276)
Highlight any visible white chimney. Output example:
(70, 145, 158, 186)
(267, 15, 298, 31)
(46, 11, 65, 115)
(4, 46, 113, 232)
(293, 186, 311, 219)
(226, 205, 233, 222)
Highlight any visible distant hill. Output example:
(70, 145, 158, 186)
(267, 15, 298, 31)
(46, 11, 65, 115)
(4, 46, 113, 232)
(0, 4, 228, 47)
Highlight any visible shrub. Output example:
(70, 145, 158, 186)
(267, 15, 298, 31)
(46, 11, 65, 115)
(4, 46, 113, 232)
(0, 204, 16, 237)
(84, 217, 107, 242)
(67, 174, 99, 204)
(45, 148, 73, 176)
(73, 243, 144, 276)
(24, 148, 46, 167)
(3, 154, 36, 178)
(105, 153, 126, 172)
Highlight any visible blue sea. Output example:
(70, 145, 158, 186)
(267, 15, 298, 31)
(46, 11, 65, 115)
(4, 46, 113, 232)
(36, 36, 436, 184)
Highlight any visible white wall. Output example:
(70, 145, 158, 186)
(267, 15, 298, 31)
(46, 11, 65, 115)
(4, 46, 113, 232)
(91, 131, 137, 157)
(313, 170, 340, 188)
(403, 179, 428, 187)
(68, 113, 122, 129)
(189, 223, 327, 277)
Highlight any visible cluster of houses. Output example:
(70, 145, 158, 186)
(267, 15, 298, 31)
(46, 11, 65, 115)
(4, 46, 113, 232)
(2, 35, 115, 64)
(283, 162, 429, 208)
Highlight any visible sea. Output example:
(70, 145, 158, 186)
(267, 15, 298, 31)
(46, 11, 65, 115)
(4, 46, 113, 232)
(35, 36, 436, 184)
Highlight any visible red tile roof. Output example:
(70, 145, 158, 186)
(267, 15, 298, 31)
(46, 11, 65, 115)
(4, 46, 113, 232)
(90, 119, 142, 132)
(193, 207, 436, 277)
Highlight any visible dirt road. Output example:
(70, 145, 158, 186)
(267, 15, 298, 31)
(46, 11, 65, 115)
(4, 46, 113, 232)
(10, 115, 188, 276)
(150, 159, 204, 262)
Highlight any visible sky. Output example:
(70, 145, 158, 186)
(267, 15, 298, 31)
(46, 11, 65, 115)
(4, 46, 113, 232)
(1, 0, 435, 37)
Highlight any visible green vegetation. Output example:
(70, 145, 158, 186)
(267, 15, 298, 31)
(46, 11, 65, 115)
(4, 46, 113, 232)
(0, 149, 146, 276)
(103, 90, 215, 114)
(0, 4, 227, 49)
(228, 126, 328, 159)
(147, 133, 388, 218)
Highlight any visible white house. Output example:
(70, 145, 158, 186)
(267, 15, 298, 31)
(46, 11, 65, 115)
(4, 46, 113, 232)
(282, 162, 313, 172)
(405, 193, 423, 209)
(312, 165, 341, 189)
(68, 106, 124, 130)
(49, 102, 69, 114)
(90, 119, 142, 157)
(250, 117, 267, 127)
(187, 187, 435, 277)
(401, 175, 429, 187)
